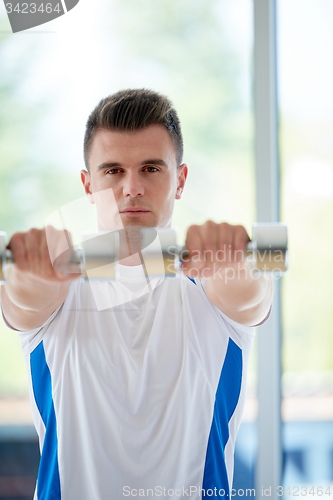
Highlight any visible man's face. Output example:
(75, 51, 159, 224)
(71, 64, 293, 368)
(81, 125, 188, 231)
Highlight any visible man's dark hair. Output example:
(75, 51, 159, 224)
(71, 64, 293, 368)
(84, 88, 183, 170)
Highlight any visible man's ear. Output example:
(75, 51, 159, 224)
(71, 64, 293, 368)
(80, 170, 95, 205)
(176, 163, 188, 199)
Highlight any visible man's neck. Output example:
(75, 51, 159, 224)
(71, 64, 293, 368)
(118, 253, 143, 267)
(118, 226, 143, 267)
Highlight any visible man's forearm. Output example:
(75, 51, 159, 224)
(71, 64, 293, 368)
(204, 261, 274, 326)
(3, 266, 69, 312)
(1, 227, 79, 330)
(1, 267, 70, 331)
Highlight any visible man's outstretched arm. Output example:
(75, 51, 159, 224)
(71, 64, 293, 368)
(181, 221, 273, 326)
(1, 227, 79, 331)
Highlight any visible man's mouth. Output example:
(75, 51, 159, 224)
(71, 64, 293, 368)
(120, 208, 151, 215)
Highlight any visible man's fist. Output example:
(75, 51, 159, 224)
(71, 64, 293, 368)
(182, 221, 250, 279)
(8, 226, 79, 283)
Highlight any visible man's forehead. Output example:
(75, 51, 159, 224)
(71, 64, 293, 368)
(92, 125, 172, 149)
(89, 125, 177, 167)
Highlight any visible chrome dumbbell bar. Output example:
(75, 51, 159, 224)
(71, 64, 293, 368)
(0, 223, 288, 282)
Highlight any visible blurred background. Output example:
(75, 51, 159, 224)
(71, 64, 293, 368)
(0, 0, 333, 498)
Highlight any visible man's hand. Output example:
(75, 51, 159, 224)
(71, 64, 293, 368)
(2, 226, 79, 331)
(8, 226, 79, 283)
(182, 221, 273, 327)
(182, 221, 250, 279)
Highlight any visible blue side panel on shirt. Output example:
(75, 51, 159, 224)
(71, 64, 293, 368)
(30, 341, 61, 500)
(202, 338, 242, 497)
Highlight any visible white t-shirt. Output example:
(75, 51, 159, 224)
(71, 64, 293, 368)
(8, 265, 255, 500)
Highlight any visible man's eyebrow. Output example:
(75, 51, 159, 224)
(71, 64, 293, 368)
(96, 159, 168, 171)
(97, 162, 122, 171)
(141, 159, 168, 167)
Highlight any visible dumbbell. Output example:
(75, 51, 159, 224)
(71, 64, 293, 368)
(0, 223, 288, 282)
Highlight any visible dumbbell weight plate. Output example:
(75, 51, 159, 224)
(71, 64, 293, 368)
(0, 232, 15, 282)
(141, 228, 179, 278)
(82, 227, 164, 280)
(0, 232, 7, 282)
(81, 232, 119, 280)
(249, 223, 288, 273)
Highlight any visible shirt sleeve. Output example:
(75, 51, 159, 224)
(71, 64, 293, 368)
(196, 278, 257, 337)
(182, 275, 255, 387)
(0, 279, 79, 354)
(1, 301, 64, 353)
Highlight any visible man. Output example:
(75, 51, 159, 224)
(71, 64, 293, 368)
(2, 89, 272, 499)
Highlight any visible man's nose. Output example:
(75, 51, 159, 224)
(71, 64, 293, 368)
(122, 172, 145, 197)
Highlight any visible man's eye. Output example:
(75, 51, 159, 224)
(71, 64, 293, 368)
(106, 169, 121, 175)
(144, 166, 159, 172)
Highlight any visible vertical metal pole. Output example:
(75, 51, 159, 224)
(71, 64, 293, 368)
(253, 0, 282, 497)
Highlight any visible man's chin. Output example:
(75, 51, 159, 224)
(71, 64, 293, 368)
(120, 215, 157, 228)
